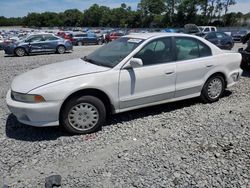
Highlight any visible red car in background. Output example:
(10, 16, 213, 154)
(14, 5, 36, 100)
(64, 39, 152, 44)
(57, 31, 74, 42)
(105, 32, 124, 43)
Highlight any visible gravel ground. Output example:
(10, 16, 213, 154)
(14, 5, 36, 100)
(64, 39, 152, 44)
(0, 43, 249, 188)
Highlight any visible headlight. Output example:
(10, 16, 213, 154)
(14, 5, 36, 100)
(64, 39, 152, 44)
(11, 91, 45, 103)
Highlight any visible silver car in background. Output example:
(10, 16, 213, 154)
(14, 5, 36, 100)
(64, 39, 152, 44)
(6, 33, 242, 134)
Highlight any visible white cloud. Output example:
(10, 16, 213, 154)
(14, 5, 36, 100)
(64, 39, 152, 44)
(228, 2, 250, 14)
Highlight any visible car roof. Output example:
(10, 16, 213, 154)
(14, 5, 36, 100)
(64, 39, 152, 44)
(124, 32, 197, 40)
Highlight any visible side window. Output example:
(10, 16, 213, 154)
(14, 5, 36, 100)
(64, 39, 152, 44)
(44, 35, 58, 41)
(26, 35, 44, 42)
(175, 37, 199, 61)
(198, 41, 212, 57)
(204, 28, 210, 32)
(215, 32, 224, 38)
(211, 28, 216, 32)
(134, 38, 173, 66)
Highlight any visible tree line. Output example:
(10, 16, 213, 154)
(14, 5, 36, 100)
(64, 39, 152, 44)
(0, 0, 249, 28)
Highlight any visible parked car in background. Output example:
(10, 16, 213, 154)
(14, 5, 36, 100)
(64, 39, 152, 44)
(232, 30, 250, 42)
(238, 32, 250, 70)
(57, 31, 74, 42)
(7, 33, 242, 134)
(4, 33, 73, 57)
(204, 31, 234, 50)
(72, 32, 104, 46)
(0, 35, 3, 50)
(238, 48, 250, 70)
(199, 26, 217, 34)
(105, 32, 124, 42)
(161, 28, 178, 33)
(183, 24, 203, 36)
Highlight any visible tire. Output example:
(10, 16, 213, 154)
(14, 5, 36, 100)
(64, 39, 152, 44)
(226, 43, 233, 50)
(15, 47, 26, 57)
(57, 45, 66, 54)
(200, 75, 225, 103)
(77, 41, 82, 46)
(98, 40, 103, 45)
(61, 95, 106, 134)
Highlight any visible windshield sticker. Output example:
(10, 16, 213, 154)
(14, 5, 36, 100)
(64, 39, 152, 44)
(128, 39, 142, 43)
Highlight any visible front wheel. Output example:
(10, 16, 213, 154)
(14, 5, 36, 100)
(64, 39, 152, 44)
(15, 48, 26, 57)
(61, 96, 106, 134)
(200, 75, 225, 103)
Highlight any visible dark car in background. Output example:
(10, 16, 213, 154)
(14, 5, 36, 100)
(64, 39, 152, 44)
(72, 32, 104, 46)
(239, 48, 250, 70)
(4, 33, 73, 57)
(232, 30, 250, 42)
(238, 32, 250, 70)
(204, 31, 234, 50)
(0, 35, 3, 50)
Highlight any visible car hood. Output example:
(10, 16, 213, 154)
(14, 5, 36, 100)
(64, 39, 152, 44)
(11, 58, 110, 93)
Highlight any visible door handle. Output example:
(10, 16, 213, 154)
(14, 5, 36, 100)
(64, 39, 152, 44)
(165, 71, 175, 75)
(206, 65, 214, 68)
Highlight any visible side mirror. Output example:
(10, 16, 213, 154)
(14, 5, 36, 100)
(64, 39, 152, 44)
(124, 58, 143, 69)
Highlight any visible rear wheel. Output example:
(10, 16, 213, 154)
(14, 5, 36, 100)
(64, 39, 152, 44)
(15, 48, 26, 57)
(201, 75, 225, 103)
(98, 40, 103, 45)
(61, 96, 106, 134)
(57, 45, 66, 54)
(77, 41, 82, 46)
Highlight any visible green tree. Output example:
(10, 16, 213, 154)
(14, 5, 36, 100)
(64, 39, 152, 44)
(62, 9, 83, 26)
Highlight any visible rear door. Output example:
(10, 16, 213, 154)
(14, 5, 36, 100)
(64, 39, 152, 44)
(43, 35, 60, 52)
(174, 37, 213, 97)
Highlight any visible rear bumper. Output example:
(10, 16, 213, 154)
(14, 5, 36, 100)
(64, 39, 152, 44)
(6, 90, 60, 127)
(227, 69, 243, 88)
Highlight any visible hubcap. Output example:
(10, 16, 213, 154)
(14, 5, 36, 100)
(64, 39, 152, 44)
(207, 78, 223, 99)
(58, 46, 65, 54)
(17, 49, 25, 56)
(68, 103, 99, 131)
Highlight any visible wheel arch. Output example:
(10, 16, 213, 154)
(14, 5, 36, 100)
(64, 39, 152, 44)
(203, 72, 227, 89)
(14, 46, 28, 55)
(59, 88, 114, 122)
(57, 44, 66, 49)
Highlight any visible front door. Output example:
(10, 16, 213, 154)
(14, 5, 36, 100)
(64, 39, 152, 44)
(119, 37, 176, 109)
(27, 35, 45, 53)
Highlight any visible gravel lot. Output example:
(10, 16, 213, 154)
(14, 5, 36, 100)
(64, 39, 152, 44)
(0, 43, 249, 187)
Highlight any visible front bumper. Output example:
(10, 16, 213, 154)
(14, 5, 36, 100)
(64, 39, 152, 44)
(4, 46, 15, 55)
(6, 90, 61, 127)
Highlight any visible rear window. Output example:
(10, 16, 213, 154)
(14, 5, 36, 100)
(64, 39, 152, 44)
(44, 35, 58, 41)
(175, 37, 212, 61)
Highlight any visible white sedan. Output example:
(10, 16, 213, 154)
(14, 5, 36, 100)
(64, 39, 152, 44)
(6, 33, 242, 134)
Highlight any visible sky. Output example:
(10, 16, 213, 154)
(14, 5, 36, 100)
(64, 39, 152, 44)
(0, 0, 249, 18)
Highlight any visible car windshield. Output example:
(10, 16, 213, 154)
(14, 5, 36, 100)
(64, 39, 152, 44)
(83, 37, 144, 68)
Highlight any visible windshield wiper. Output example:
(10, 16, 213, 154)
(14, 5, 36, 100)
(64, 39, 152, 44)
(82, 56, 112, 68)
